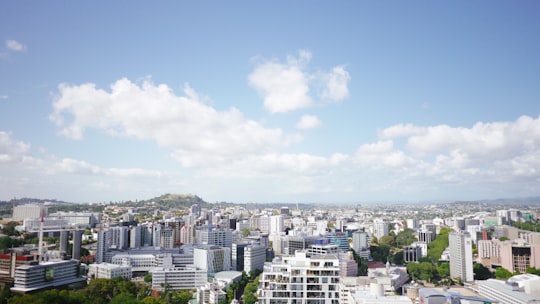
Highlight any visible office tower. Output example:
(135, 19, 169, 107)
(96, 230, 109, 264)
(373, 219, 388, 239)
(406, 219, 419, 229)
(72, 230, 83, 260)
(180, 225, 195, 244)
(270, 215, 284, 235)
(193, 245, 231, 278)
(232, 242, 248, 271)
(449, 231, 473, 282)
(500, 239, 540, 273)
(159, 227, 174, 249)
(109, 226, 129, 250)
(258, 251, 340, 304)
(352, 231, 368, 252)
(197, 227, 232, 249)
(244, 243, 266, 274)
(130, 225, 143, 248)
(59, 231, 69, 254)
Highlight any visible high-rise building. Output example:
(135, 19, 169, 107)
(197, 226, 233, 249)
(449, 231, 473, 282)
(130, 225, 143, 248)
(96, 230, 109, 264)
(373, 219, 388, 240)
(270, 215, 284, 235)
(159, 227, 174, 249)
(352, 231, 368, 252)
(232, 242, 248, 271)
(257, 251, 340, 304)
(72, 230, 83, 260)
(109, 226, 129, 250)
(244, 243, 266, 274)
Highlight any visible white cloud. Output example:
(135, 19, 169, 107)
(0, 95, 8, 100)
(248, 51, 350, 113)
(6, 40, 26, 52)
(296, 114, 321, 130)
(0, 132, 31, 164)
(50, 78, 298, 166)
(321, 66, 350, 101)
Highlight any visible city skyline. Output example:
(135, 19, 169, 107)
(1, 1, 540, 204)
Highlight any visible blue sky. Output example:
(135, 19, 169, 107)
(1, 1, 539, 204)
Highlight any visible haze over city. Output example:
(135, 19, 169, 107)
(1, 1, 539, 204)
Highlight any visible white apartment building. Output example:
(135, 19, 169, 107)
(373, 219, 388, 240)
(449, 231, 473, 282)
(352, 231, 368, 252)
(257, 251, 340, 304)
(88, 262, 132, 280)
(244, 243, 266, 274)
(197, 227, 233, 249)
(270, 215, 284, 235)
(13, 204, 47, 221)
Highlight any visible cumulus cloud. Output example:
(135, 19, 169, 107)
(248, 51, 350, 113)
(6, 40, 26, 52)
(320, 66, 350, 101)
(0, 132, 30, 163)
(50, 78, 297, 166)
(296, 114, 322, 130)
(0, 131, 164, 179)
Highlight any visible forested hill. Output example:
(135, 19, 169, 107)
(120, 193, 210, 209)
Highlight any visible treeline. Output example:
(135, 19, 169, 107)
(3, 277, 193, 304)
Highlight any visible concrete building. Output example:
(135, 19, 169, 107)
(11, 259, 86, 293)
(244, 243, 266, 274)
(373, 219, 388, 240)
(449, 231, 473, 282)
(404, 244, 422, 263)
(500, 239, 540, 273)
(88, 262, 132, 280)
(196, 282, 227, 304)
(13, 204, 47, 221)
(270, 215, 284, 235)
(257, 251, 340, 304)
(193, 245, 231, 278)
(478, 278, 540, 304)
(197, 226, 233, 249)
(352, 231, 368, 252)
(150, 254, 207, 291)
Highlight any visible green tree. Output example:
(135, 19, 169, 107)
(473, 263, 492, 280)
(144, 273, 153, 283)
(142, 297, 163, 304)
(495, 267, 513, 279)
(241, 228, 251, 237)
(437, 262, 450, 278)
(110, 292, 141, 304)
(427, 228, 451, 262)
(526, 267, 540, 275)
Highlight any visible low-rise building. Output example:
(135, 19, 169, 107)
(88, 262, 132, 280)
(11, 259, 86, 293)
